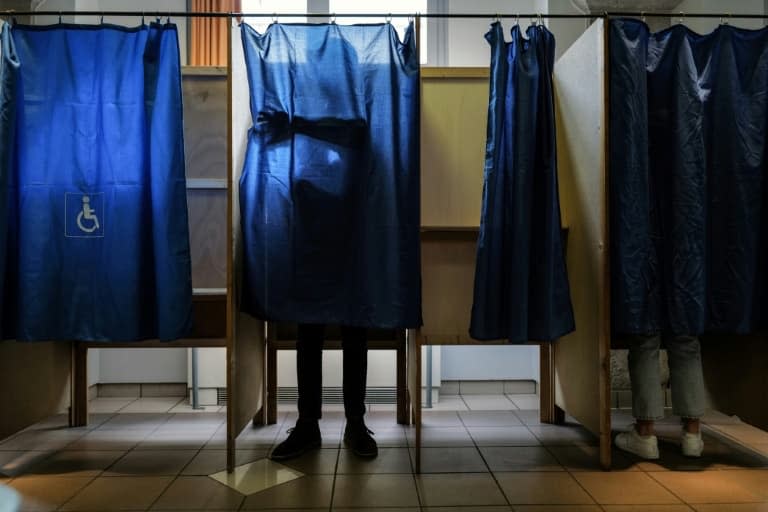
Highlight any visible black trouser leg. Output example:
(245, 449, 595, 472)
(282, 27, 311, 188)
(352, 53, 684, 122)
(297, 323, 325, 421)
(341, 326, 368, 421)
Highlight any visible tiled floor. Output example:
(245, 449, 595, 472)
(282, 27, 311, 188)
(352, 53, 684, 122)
(0, 395, 767, 511)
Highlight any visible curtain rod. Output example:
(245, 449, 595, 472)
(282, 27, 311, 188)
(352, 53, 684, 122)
(3, 11, 768, 20)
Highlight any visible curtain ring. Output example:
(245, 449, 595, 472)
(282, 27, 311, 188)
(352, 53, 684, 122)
(331, 12, 336, 24)
(678, 11, 684, 24)
(271, 12, 277, 23)
(386, 13, 392, 24)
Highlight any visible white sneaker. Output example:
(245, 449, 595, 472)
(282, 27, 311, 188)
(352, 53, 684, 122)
(681, 430, 704, 457)
(615, 427, 660, 459)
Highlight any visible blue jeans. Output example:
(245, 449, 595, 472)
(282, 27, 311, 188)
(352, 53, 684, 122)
(628, 334, 706, 421)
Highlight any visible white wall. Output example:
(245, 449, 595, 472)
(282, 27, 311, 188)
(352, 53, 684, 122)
(441, 345, 540, 381)
(99, 348, 187, 383)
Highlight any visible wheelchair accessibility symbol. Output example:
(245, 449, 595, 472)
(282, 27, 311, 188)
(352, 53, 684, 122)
(65, 192, 104, 238)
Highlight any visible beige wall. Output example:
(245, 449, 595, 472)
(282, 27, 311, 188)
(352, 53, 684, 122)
(0, 342, 71, 439)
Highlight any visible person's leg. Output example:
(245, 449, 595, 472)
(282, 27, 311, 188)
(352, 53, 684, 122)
(615, 334, 664, 459)
(341, 326, 367, 421)
(271, 323, 324, 460)
(297, 323, 325, 421)
(666, 334, 706, 456)
(341, 326, 377, 457)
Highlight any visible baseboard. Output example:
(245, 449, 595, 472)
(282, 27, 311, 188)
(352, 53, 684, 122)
(96, 383, 188, 399)
(440, 379, 537, 395)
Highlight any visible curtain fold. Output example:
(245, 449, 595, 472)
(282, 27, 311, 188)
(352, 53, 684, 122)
(0, 22, 20, 339)
(610, 18, 768, 335)
(191, 0, 240, 66)
(3, 23, 192, 341)
(238, 22, 422, 329)
(470, 22, 575, 343)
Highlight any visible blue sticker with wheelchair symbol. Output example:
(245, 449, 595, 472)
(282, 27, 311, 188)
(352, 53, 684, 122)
(65, 192, 104, 238)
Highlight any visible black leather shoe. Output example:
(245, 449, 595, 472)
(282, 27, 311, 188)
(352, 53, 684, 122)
(270, 419, 321, 461)
(344, 420, 378, 458)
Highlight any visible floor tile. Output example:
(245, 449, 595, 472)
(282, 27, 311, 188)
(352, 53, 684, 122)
(119, 398, 184, 414)
(418, 447, 488, 473)
(337, 448, 412, 474)
(0, 452, 53, 478)
(150, 476, 245, 510)
(358, 411, 402, 429)
(462, 395, 516, 411)
(573, 472, 681, 505)
(511, 507, 602, 512)
(514, 410, 544, 426)
(479, 446, 563, 472)
(161, 413, 226, 430)
(636, 439, 768, 472)
(277, 448, 338, 475)
(97, 413, 172, 431)
(25, 451, 125, 478)
(467, 426, 541, 446)
(421, 411, 464, 428)
(10, 476, 93, 512)
(602, 506, 695, 512)
(88, 398, 135, 414)
(241, 475, 334, 509)
(423, 508, 512, 512)
(722, 469, 768, 499)
(458, 411, 523, 427)
(548, 445, 640, 472)
(367, 427, 408, 447)
(413, 427, 475, 447)
(694, 505, 768, 512)
(416, 473, 507, 507)
(649, 470, 766, 504)
(59, 476, 173, 510)
(135, 430, 216, 450)
(64, 430, 149, 451)
(494, 472, 594, 505)
(168, 402, 224, 414)
(425, 396, 469, 411)
(332, 474, 420, 508)
(0, 431, 85, 452)
(508, 394, 540, 410)
(181, 449, 268, 476)
(527, 425, 598, 446)
(103, 450, 196, 476)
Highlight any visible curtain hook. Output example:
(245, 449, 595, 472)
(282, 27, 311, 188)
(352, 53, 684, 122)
(537, 13, 543, 26)
(494, 13, 500, 23)
(678, 11, 684, 24)
(515, 14, 520, 26)
(167, 12, 171, 24)
(331, 12, 336, 24)
(530, 14, 537, 26)
(271, 12, 277, 23)
(386, 13, 392, 24)
(141, 11, 145, 25)
(640, 11, 646, 23)
(58, 11, 62, 23)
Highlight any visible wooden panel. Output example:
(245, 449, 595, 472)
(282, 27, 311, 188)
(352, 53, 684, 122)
(187, 190, 227, 289)
(227, 22, 266, 473)
(0, 341, 71, 439)
(407, 328, 421, 473)
(421, 72, 488, 228)
(701, 333, 768, 431)
(420, 232, 479, 343)
(183, 73, 227, 179)
(552, 18, 611, 469)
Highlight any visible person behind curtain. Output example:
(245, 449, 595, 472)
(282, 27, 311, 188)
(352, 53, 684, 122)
(614, 335, 705, 459)
(270, 325, 377, 460)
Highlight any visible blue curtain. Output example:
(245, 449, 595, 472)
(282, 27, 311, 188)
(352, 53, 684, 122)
(610, 19, 768, 335)
(470, 22, 574, 343)
(0, 23, 19, 340)
(3, 22, 192, 342)
(239, 22, 421, 329)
